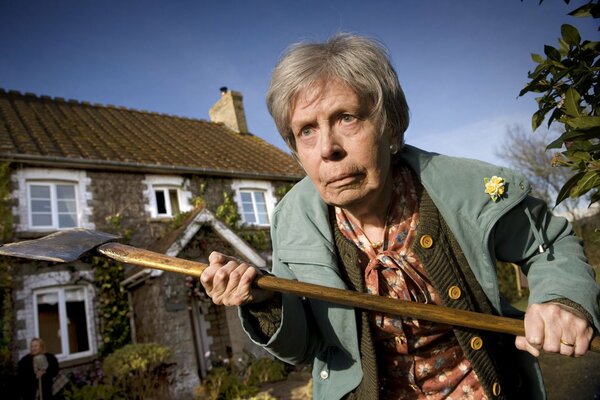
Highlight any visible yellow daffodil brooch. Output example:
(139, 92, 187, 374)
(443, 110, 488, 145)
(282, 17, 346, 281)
(484, 176, 506, 202)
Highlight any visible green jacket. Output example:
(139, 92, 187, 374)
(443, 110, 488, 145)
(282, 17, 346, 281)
(240, 145, 599, 399)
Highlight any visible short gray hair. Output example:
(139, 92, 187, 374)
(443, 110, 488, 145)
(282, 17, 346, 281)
(267, 33, 409, 152)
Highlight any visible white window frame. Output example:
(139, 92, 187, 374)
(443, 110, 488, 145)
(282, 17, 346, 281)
(13, 168, 94, 232)
(153, 186, 181, 217)
(33, 285, 94, 361)
(27, 181, 79, 229)
(231, 180, 276, 227)
(143, 175, 192, 219)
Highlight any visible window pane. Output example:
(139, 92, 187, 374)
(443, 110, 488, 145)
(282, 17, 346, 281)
(240, 192, 252, 202)
(155, 190, 167, 214)
(31, 199, 51, 212)
(257, 211, 269, 225)
(244, 212, 257, 224)
(169, 189, 180, 215)
(253, 192, 266, 205)
(58, 199, 76, 213)
(30, 185, 50, 199)
(32, 214, 52, 226)
(242, 203, 254, 213)
(56, 185, 76, 199)
(255, 202, 268, 213)
(66, 289, 89, 354)
(58, 214, 77, 228)
(37, 294, 62, 354)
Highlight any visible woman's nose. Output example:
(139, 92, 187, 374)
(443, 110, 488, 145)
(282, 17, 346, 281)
(319, 128, 345, 160)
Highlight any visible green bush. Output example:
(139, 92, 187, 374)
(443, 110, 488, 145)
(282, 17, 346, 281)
(196, 355, 286, 400)
(246, 357, 285, 387)
(66, 343, 172, 399)
(65, 384, 119, 400)
(104, 342, 171, 397)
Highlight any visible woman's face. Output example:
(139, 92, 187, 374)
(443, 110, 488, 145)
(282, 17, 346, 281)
(30, 340, 42, 355)
(290, 79, 393, 216)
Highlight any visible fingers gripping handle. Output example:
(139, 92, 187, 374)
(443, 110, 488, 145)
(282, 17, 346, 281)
(97, 242, 600, 353)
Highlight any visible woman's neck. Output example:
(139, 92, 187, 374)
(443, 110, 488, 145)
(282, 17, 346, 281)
(342, 174, 394, 244)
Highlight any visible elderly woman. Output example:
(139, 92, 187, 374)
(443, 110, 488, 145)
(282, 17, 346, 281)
(17, 338, 59, 400)
(201, 34, 599, 399)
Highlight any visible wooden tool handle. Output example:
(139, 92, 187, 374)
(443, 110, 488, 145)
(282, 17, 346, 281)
(98, 242, 600, 353)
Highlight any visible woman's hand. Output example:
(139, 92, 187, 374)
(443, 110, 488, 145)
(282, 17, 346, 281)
(515, 303, 593, 357)
(200, 251, 273, 306)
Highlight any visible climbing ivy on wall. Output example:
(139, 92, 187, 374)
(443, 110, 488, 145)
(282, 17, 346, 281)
(91, 214, 131, 356)
(215, 191, 272, 252)
(215, 191, 240, 227)
(0, 162, 14, 390)
(91, 255, 131, 356)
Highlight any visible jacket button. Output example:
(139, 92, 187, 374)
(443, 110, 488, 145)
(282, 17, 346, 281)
(419, 235, 433, 249)
(470, 336, 483, 350)
(492, 382, 501, 396)
(320, 370, 329, 380)
(448, 286, 462, 300)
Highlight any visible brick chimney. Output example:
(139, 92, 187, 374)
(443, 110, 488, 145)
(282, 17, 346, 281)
(209, 87, 249, 134)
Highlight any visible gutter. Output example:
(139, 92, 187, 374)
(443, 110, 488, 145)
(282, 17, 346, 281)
(0, 153, 304, 181)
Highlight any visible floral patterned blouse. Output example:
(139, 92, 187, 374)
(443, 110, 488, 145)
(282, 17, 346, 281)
(335, 166, 487, 400)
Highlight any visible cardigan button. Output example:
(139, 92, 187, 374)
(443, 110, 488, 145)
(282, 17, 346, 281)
(492, 382, 502, 396)
(448, 286, 462, 300)
(319, 370, 329, 380)
(470, 336, 483, 350)
(419, 235, 433, 249)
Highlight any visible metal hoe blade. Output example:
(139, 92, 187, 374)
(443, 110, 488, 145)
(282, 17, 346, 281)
(0, 228, 120, 262)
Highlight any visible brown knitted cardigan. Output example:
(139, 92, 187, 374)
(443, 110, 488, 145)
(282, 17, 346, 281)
(245, 184, 539, 399)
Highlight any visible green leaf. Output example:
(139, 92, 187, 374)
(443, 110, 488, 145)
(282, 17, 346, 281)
(564, 116, 600, 130)
(568, 3, 593, 17)
(548, 107, 564, 127)
(582, 41, 600, 52)
(532, 109, 546, 131)
(564, 149, 592, 163)
(590, 191, 600, 206)
(544, 45, 561, 61)
(531, 53, 545, 63)
(571, 171, 600, 198)
(556, 171, 585, 206)
(546, 134, 567, 150)
(563, 87, 581, 117)
(561, 24, 581, 47)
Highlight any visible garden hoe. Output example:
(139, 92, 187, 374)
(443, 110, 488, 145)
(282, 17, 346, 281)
(1, 228, 598, 352)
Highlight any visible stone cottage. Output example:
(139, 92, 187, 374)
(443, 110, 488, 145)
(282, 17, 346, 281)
(0, 87, 303, 397)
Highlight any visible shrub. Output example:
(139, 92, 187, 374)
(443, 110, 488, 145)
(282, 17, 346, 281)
(65, 343, 172, 399)
(195, 354, 286, 400)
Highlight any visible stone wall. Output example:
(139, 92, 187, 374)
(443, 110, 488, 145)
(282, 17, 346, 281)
(87, 171, 152, 246)
(130, 275, 199, 399)
(9, 166, 296, 395)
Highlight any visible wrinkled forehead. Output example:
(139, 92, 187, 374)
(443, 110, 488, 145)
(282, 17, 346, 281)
(289, 77, 364, 118)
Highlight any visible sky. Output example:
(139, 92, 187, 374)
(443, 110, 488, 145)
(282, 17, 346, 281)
(1, 0, 598, 166)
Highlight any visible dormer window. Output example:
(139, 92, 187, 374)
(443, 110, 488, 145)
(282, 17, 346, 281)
(231, 180, 276, 227)
(144, 175, 192, 219)
(154, 187, 181, 217)
(239, 190, 269, 225)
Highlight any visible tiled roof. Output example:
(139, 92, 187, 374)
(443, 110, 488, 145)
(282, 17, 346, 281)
(0, 89, 304, 180)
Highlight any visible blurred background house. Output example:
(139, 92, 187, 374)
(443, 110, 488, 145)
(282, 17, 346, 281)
(0, 87, 303, 397)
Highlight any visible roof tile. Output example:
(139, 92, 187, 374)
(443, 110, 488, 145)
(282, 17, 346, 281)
(0, 89, 304, 179)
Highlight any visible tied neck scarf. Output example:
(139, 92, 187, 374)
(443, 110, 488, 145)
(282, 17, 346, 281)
(335, 166, 431, 322)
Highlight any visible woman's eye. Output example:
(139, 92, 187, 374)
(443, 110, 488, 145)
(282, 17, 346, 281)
(341, 114, 356, 123)
(299, 127, 313, 136)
